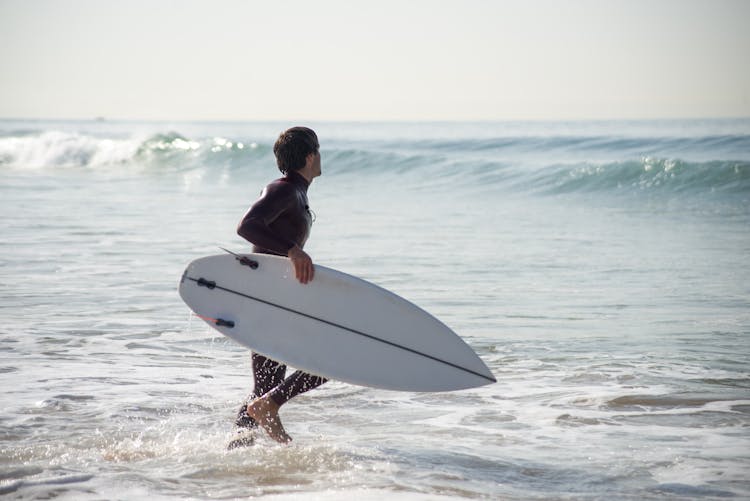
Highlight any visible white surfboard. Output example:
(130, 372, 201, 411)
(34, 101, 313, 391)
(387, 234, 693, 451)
(179, 252, 495, 392)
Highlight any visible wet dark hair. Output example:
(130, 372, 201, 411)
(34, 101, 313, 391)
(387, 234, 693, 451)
(273, 127, 319, 174)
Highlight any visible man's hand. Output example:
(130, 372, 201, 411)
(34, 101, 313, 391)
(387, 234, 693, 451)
(288, 245, 314, 284)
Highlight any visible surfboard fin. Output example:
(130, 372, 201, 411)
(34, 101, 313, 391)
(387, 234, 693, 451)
(195, 313, 235, 328)
(220, 247, 259, 269)
(196, 278, 216, 289)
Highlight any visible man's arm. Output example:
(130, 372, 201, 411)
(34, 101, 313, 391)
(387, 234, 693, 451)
(237, 184, 297, 255)
(237, 184, 314, 284)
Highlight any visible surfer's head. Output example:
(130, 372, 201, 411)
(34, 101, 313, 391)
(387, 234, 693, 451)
(274, 127, 319, 174)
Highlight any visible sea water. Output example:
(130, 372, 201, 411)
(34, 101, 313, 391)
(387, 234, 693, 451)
(1, 119, 749, 500)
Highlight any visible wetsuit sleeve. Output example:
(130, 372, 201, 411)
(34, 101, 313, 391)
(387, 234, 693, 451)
(237, 183, 297, 255)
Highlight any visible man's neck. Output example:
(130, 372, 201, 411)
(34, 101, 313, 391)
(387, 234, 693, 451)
(296, 165, 315, 184)
(286, 169, 311, 187)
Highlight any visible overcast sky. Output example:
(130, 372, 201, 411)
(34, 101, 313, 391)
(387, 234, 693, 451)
(1, 0, 748, 121)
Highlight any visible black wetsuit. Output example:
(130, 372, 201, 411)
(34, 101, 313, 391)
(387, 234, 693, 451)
(234, 170, 327, 427)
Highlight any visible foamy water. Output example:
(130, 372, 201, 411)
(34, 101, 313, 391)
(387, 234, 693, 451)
(1, 119, 749, 499)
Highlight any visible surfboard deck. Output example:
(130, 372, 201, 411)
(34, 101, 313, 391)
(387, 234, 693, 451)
(179, 252, 495, 392)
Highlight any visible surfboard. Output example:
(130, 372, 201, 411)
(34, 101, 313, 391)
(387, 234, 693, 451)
(178, 252, 496, 392)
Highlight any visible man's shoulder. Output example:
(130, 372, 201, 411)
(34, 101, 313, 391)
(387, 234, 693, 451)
(261, 177, 296, 197)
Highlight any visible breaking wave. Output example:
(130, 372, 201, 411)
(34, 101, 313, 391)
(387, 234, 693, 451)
(0, 130, 269, 170)
(1, 124, 748, 197)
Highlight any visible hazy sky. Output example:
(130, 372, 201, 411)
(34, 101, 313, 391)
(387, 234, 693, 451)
(1, 0, 748, 121)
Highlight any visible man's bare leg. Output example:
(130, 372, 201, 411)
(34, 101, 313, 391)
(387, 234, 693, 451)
(246, 395, 292, 443)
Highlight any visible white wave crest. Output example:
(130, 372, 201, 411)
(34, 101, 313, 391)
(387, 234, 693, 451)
(0, 131, 140, 168)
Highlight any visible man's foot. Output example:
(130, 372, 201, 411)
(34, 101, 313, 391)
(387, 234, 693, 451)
(246, 395, 292, 443)
(227, 429, 255, 450)
(235, 402, 258, 429)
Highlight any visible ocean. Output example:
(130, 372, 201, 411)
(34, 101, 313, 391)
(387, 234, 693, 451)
(1, 118, 749, 500)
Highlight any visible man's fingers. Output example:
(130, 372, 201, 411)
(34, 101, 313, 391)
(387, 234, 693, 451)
(297, 260, 303, 282)
(295, 257, 313, 284)
(289, 246, 314, 284)
(305, 261, 314, 283)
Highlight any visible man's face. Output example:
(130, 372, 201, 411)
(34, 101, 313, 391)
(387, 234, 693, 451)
(310, 149, 322, 178)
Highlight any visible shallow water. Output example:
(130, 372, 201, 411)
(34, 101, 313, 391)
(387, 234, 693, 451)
(1, 119, 749, 499)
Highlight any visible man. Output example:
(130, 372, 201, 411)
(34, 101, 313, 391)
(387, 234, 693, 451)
(232, 126, 326, 444)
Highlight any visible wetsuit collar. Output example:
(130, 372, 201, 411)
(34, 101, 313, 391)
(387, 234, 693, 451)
(284, 170, 310, 192)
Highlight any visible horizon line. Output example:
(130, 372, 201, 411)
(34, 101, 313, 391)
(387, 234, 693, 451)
(2, 115, 750, 124)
